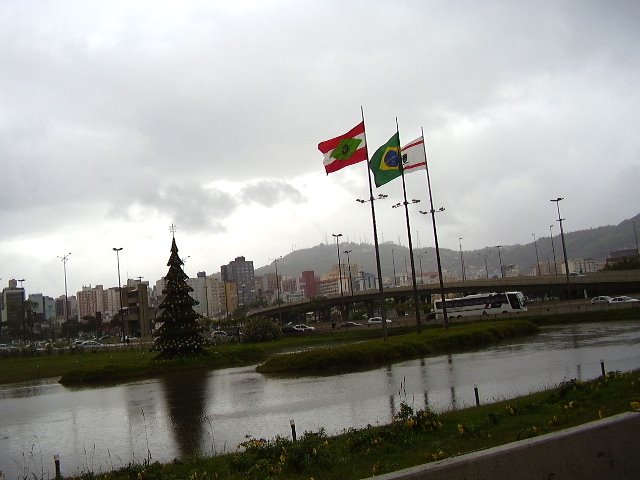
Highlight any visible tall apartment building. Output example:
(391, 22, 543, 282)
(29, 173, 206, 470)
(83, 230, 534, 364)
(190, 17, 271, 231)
(76, 285, 104, 321)
(55, 295, 77, 322)
(301, 270, 318, 298)
(1, 279, 25, 339)
(221, 256, 256, 306)
(27, 293, 56, 323)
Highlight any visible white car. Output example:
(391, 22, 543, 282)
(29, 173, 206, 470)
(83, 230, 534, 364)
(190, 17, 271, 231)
(591, 296, 612, 304)
(367, 317, 392, 325)
(78, 340, 105, 350)
(293, 324, 315, 332)
(607, 296, 640, 304)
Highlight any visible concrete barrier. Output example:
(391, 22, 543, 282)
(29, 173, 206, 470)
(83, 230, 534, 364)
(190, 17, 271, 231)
(366, 411, 640, 480)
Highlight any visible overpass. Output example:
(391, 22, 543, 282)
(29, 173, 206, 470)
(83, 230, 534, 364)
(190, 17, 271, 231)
(248, 270, 640, 322)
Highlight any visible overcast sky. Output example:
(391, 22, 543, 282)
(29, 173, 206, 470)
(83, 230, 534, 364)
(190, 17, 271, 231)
(1, 0, 639, 298)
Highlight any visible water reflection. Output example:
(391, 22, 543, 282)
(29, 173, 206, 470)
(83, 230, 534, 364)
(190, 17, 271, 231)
(160, 371, 209, 457)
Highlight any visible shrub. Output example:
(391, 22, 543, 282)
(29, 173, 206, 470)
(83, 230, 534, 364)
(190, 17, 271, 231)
(243, 317, 282, 343)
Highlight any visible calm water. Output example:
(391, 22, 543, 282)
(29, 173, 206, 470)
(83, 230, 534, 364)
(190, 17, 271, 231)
(1, 320, 639, 479)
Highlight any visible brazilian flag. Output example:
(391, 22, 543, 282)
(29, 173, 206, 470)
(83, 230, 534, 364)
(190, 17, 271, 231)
(369, 132, 402, 187)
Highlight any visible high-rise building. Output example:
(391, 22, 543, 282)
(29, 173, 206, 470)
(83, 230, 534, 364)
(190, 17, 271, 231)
(27, 293, 56, 323)
(55, 295, 77, 322)
(301, 271, 318, 298)
(221, 256, 256, 306)
(1, 279, 25, 339)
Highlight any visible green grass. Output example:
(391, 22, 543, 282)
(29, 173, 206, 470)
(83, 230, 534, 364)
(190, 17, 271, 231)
(0, 344, 267, 386)
(68, 369, 640, 480)
(256, 320, 539, 375)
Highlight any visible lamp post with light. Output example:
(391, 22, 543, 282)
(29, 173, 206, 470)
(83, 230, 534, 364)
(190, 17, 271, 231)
(458, 237, 466, 281)
(532, 234, 541, 276)
(57, 252, 71, 339)
(495, 245, 504, 278)
(332, 233, 345, 321)
(113, 247, 125, 341)
(270, 256, 283, 325)
(418, 206, 448, 326)
(343, 249, 354, 297)
(551, 197, 571, 297)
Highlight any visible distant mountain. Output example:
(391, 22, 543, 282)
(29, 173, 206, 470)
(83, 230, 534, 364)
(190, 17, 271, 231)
(254, 214, 640, 280)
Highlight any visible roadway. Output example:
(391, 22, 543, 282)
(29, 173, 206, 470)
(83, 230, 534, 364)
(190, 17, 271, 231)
(249, 270, 640, 323)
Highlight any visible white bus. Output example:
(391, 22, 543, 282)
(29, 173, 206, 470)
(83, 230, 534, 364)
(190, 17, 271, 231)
(433, 291, 527, 319)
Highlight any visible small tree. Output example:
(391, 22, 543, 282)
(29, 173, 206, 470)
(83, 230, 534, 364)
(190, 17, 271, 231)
(155, 235, 207, 359)
(243, 317, 281, 343)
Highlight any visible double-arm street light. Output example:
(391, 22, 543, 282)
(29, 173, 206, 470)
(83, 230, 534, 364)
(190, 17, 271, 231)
(57, 252, 71, 337)
(332, 233, 345, 321)
(113, 247, 125, 340)
(532, 234, 541, 276)
(478, 251, 489, 278)
(270, 256, 283, 325)
(418, 206, 448, 327)
(495, 245, 505, 278)
(343, 249, 354, 297)
(550, 197, 571, 296)
(458, 237, 466, 281)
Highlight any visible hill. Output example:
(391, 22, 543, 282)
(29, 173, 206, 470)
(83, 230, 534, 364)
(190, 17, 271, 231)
(254, 214, 640, 280)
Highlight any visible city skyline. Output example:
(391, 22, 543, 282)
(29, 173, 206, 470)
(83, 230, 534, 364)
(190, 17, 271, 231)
(1, 1, 639, 298)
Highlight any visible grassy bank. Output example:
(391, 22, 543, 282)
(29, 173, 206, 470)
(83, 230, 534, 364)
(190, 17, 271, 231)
(69, 369, 640, 480)
(256, 320, 539, 376)
(58, 344, 267, 385)
(0, 344, 267, 386)
(526, 305, 640, 325)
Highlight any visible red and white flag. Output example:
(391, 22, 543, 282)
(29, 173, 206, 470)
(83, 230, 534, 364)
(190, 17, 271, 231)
(401, 136, 427, 173)
(318, 122, 367, 174)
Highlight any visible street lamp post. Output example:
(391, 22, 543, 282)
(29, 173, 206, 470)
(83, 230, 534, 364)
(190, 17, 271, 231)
(343, 250, 354, 297)
(417, 254, 424, 285)
(332, 233, 345, 321)
(271, 256, 283, 325)
(418, 206, 448, 327)
(551, 197, 571, 297)
(391, 248, 397, 286)
(495, 245, 505, 278)
(113, 247, 125, 341)
(549, 225, 558, 277)
(532, 234, 541, 276)
(57, 252, 71, 339)
(458, 237, 466, 281)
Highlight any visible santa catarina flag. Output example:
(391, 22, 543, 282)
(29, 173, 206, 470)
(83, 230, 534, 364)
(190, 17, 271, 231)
(369, 132, 402, 187)
(318, 122, 367, 174)
(401, 136, 427, 173)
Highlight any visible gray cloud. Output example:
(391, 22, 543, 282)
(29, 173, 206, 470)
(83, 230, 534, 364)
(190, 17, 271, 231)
(239, 180, 305, 207)
(1, 0, 639, 296)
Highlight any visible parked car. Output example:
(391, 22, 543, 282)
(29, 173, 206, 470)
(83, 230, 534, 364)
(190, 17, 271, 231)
(607, 296, 640, 304)
(293, 324, 315, 332)
(339, 321, 362, 328)
(78, 340, 105, 350)
(211, 331, 232, 342)
(591, 296, 612, 304)
(367, 317, 392, 325)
